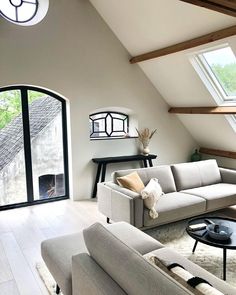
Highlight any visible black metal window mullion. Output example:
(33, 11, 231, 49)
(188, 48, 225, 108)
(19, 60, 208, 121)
(15, 7, 18, 22)
(21, 87, 34, 203)
(61, 99, 69, 198)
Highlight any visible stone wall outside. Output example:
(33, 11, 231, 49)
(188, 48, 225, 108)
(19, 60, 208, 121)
(0, 114, 64, 206)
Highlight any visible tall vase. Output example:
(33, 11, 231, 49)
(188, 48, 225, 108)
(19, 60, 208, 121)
(142, 140, 150, 156)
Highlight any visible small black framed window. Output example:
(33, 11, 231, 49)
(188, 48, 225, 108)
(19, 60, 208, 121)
(90, 112, 129, 139)
(0, 0, 39, 23)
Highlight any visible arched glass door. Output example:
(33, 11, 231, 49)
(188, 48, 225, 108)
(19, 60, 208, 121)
(0, 86, 69, 209)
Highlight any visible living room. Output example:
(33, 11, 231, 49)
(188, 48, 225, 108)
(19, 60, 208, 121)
(0, 0, 236, 294)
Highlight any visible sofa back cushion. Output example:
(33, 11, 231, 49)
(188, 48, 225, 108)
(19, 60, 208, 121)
(83, 223, 193, 295)
(113, 166, 176, 193)
(171, 160, 222, 191)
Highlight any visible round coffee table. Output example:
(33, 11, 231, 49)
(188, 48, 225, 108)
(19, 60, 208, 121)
(186, 216, 236, 281)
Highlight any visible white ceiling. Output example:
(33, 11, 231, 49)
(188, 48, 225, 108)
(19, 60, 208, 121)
(90, 0, 236, 153)
(90, 0, 235, 56)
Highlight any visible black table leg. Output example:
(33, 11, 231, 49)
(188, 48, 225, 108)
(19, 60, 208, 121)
(143, 159, 147, 167)
(148, 159, 153, 167)
(223, 248, 227, 281)
(101, 163, 107, 182)
(92, 163, 102, 198)
(56, 284, 60, 294)
(192, 240, 198, 253)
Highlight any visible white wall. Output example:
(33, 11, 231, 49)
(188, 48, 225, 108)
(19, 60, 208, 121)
(90, 0, 236, 170)
(0, 0, 197, 199)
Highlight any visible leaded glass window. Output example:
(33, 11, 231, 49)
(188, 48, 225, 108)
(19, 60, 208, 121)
(90, 112, 129, 139)
(0, 0, 39, 23)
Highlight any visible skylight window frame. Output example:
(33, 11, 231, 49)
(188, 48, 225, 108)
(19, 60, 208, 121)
(197, 45, 236, 102)
(193, 44, 236, 103)
(189, 43, 236, 133)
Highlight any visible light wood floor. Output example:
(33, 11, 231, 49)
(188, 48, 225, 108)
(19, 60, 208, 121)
(0, 199, 105, 295)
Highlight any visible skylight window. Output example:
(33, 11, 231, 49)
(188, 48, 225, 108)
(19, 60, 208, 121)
(190, 44, 236, 133)
(196, 45, 236, 102)
(202, 47, 236, 98)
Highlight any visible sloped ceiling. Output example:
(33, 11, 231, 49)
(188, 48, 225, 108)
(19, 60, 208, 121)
(90, 0, 236, 153)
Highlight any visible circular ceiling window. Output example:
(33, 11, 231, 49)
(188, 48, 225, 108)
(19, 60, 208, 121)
(0, 0, 49, 26)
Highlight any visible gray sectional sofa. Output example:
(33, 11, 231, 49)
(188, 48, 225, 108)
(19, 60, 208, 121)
(41, 221, 236, 295)
(97, 159, 236, 228)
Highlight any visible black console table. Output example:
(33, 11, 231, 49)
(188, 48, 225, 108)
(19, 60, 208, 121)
(92, 154, 157, 198)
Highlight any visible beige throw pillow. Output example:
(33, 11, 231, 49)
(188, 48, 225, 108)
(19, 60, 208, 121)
(117, 171, 144, 193)
(141, 178, 164, 219)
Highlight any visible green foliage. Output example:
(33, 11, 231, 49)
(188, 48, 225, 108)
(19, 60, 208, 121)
(0, 90, 45, 130)
(211, 63, 236, 96)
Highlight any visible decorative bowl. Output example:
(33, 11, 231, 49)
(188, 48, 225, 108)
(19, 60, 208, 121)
(207, 224, 233, 241)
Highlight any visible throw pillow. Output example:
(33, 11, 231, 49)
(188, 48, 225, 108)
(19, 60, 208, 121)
(141, 178, 164, 219)
(117, 171, 144, 193)
(145, 255, 224, 295)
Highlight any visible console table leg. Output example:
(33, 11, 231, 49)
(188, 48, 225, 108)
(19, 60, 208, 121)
(56, 284, 60, 294)
(148, 159, 153, 167)
(101, 164, 107, 182)
(143, 160, 147, 168)
(92, 163, 102, 198)
(192, 240, 198, 253)
(107, 217, 110, 224)
(223, 248, 227, 281)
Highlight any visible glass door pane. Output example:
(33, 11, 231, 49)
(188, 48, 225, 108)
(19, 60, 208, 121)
(28, 91, 65, 200)
(0, 90, 27, 206)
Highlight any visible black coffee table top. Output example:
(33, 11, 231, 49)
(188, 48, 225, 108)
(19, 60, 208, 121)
(186, 216, 236, 250)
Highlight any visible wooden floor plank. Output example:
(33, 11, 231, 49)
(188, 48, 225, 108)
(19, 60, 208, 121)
(0, 280, 20, 295)
(22, 247, 49, 295)
(0, 241, 13, 284)
(0, 233, 43, 295)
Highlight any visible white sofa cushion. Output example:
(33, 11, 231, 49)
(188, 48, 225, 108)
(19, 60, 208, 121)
(171, 160, 222, 191)
(113, 165, 177, 193)
(181, 183, 236, 211)
(143, 192, 206, 227)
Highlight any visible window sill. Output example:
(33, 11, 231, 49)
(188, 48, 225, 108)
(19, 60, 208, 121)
(90, 136, 138, 141)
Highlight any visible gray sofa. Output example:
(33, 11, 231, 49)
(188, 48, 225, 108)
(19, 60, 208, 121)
(97, 159, 236, 228)
(41, 221, 236, 295)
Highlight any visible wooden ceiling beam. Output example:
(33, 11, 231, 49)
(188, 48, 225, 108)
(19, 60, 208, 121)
(168, 106, 236, 114)
(200, 147, 236, 159)
(130, 25, 236, 64)
(179, 0, 236, 18)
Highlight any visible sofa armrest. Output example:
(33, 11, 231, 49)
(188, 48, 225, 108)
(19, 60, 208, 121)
(103, 182, 141, 198)
(72, 253, 127, 295)
(220, 168, 236, 184)
(97, 182, 143, 228)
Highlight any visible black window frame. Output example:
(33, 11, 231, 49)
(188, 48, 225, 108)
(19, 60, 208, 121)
(0, 85, 69, 211)
(90, 111, 129, 139)
(0, 0, 39, 24)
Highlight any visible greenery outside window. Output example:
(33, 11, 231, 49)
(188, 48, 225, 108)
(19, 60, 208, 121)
(90, 111, 129, 139)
